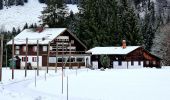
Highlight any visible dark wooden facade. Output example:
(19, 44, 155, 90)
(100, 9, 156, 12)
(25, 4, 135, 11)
(91, 47, 161, 68)
(13, 29, 87, 68)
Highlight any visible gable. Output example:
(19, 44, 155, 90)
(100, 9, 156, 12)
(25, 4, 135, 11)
(143, 50, 161, 60)
(52, 30, 87, 50)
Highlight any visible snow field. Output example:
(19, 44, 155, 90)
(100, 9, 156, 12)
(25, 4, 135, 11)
(1, 67, 170, 100)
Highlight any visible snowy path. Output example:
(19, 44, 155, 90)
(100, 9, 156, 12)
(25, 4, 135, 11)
(0, 72, 58, 100)
(0, 69, 87, 100)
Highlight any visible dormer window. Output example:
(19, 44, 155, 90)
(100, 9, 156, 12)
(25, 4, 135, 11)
(71, 40, 74, 44)
(22, 46, 26, 52)
(43, 46, 47, 51)
(33, 46, 37, 52)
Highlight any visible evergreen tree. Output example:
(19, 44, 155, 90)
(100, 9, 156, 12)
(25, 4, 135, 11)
(12, 27, 17, 36)
(17, 28, 21, 34)
(29, 24, 34, 28)
(16, 0, 24, 6)
(142, 1, 157, 51)
(4, 0, 8, 8)
(24, 0, 28, 3)
(117, 0, 142, 46)
(8, 0, 15, 6)
(100, 55, 110, 68)
(41, 0, 68, 27)
(34, 23, 37, 28)
(0, 0, 3, 10)
(75, 0, 118, 48)
(23, 23, 28, 30)
(38, 0, 45, 3)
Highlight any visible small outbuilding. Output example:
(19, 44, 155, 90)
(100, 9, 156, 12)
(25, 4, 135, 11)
(86, 40, 161, 69)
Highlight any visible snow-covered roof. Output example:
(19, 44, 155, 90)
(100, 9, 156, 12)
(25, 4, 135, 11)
(7, 28, 67, 45)
(86, 46, 141, 55)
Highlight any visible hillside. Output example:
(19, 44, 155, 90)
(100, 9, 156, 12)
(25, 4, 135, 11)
(0, 0, 78, 31)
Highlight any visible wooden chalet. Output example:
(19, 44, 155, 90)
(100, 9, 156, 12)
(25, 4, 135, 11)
(86, 40, 161, 69)
(7, 28, 90, 69)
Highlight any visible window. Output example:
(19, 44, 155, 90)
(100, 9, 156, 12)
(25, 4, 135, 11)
(58, 58, 62, 62)
(138, 61, 141, 65)
(43, 46, 47, 51)
(153, 61, 156, 65)
(22, 57, 28, 62)
(77, 57, 84, 62)
(146, 61, 149, 65)
(131, 61, 134, 66)
(15, 46, 20, 49)
(118, 61, 122, 66)
(49, 57, 56, 63)
(33, 46, 37, 52)
(57, 58, 66, 62)
(71, 40, 74, 44)
(50, 46, 52, 50)
(32, 57, 37, 62)
(15, 50, 20, 55)
(68, 58, 75, 62)
(22, 46, 26, 52)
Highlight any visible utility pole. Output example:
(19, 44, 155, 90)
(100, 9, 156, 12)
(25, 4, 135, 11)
(55, 43, 58, 73)
(12, 37, 14, 79)
(0, 34, 4, 82)
(25, 38, 28, 77)
(37, 40, 39, 76)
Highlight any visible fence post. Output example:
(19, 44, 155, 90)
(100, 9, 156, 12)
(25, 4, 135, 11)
(0, 34, 4, 81)
(67, 76, 69, 100)
(62, 41, 64, 94)
(12, 36, 14, 79)
(55, 43, 58, 73)
(25, 38, 28, 77)
(37, 40, 39, 76)
(47, 42, 50, 74)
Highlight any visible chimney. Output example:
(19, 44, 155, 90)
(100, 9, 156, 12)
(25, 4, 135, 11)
(36, 27, 44, 33)
(122, 40, 126, 49)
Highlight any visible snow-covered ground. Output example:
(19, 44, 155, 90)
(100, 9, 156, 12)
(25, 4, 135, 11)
(0, 67, 170, 100)
(0, 0, 78, 31)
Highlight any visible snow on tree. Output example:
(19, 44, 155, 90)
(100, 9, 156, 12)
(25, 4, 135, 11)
(152, 23, 170, 66)
(16, 0, 24, 6)
(0, 0, 3, 10)
(38, 0, 45, 3)
(24, 0, 28, 3)
(8, 0, 15, 6)
(41, 0, 68, 28)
